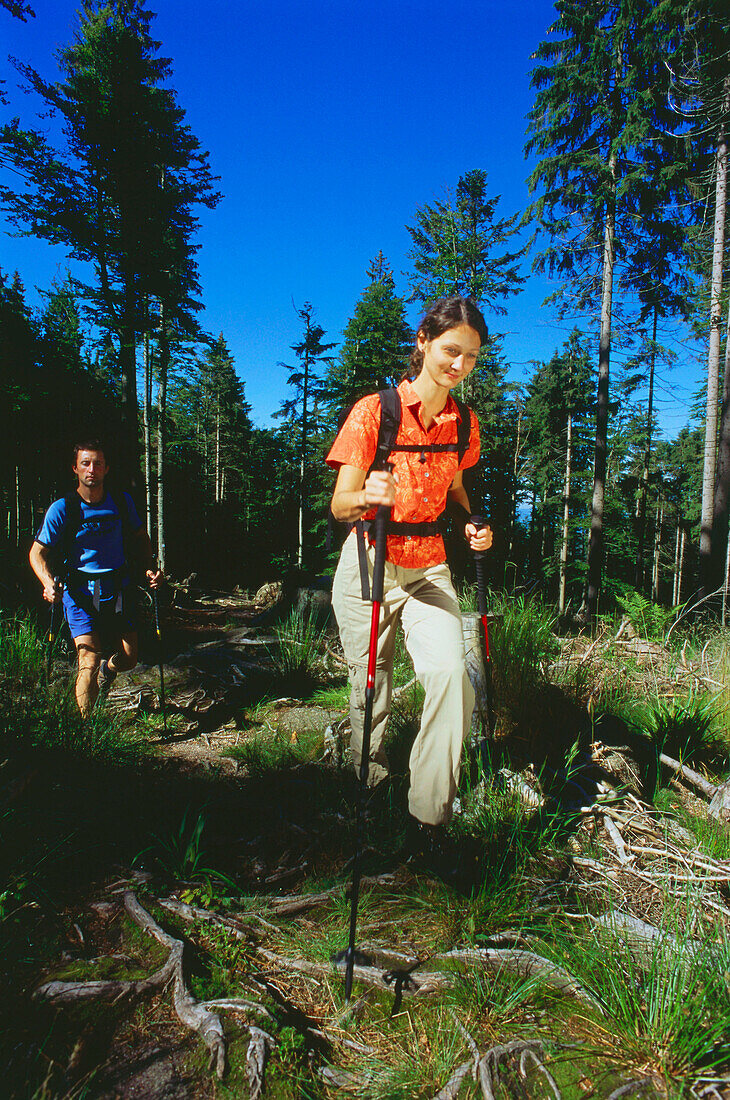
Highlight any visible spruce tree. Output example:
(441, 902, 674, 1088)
(0, 0, 219, 486)
(406, 169, 525, 309)
(525, 0, 682, 621)
(276, 304, 336, 569)
(324, 252, 412, 423)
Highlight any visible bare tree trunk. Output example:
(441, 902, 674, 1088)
(156, 306, 168, 571)
(559, 406, 573, 615)
(710, 282, 730, 591)
(677, 525, 686, 606)
(298, 322, 311, 571)
(699, 75, 729, 591)
(582, 152, 616, 622)
(507, 397, 523, 564)
(143, 320, 153, 536)
(215, 399, 221, 504)
(13, 465, 20, 547)
(634, 308, 658, 592)
(723, 528, 730, 627)
(652, 494, 663, 602)
(672, 521, 681, 605)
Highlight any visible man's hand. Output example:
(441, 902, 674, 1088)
(465, 521, 493, 553)
(42, 577, 62, 603)
(146, 568, 164, 590)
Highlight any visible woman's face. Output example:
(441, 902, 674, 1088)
(417, 324, 482, 391)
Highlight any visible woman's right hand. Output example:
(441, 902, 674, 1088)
(363, 469, 397, 509)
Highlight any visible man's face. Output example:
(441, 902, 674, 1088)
(73, 449, 108, 489)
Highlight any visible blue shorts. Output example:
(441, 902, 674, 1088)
(63, 581, 139, 641)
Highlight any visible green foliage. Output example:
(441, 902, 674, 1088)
(323, 252, 412, 419)
(0, 615, 147, 763)
(489, 595, 559, 719)
(135, 806, 237, 902)
(406, 168, 525, 310)
(272, 608, 327, 694)
(641, 691, 720, 766)
(615, 587, 681, 640)
(560, 921, 730, 1082)
(227, 727, 324, 777)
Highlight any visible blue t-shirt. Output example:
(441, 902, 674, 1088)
(36, 491, 143, 575)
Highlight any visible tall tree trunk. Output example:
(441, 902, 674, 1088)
(634, 307, 658, 592)
(699, 75, 729, 593)
(298, 329, 310, 571)
(652, 494, 663, 602)
(582, 151, 616, 622)
(143, 320, 153, 535)
(13, 465, 20, 547)
(215, 399, 221, 504)
(508, 398, 523, 564)
(672, 521, 681, 605)
(559, 404, 573, 615)
(710, 286, 730, 592)
(156, 307, 168, 571)
(118, 310, 140, 495)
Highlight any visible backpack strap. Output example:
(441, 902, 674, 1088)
(59, 492, 83, 583)
(373, 387, 401, 471)
(452, 395, 471, 463)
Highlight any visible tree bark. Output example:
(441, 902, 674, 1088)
(634, 308, 658, 592)
(559, 405, 573, 615)
(582, 151, 616, 622)
(710, 285, 730, 592)
(156, 305, 168, 571)
(143, 319, 153, 535)
(651, 494, 663, 602)
(699, 75, 729, 592)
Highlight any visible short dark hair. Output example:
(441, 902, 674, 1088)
(405, 296, 488, 380)
(73, 438, 107, 464)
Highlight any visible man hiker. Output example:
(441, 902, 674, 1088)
(29, 439, 164, 715)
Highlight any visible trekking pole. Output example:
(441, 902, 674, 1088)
(46, 577, 62, 683)
(343, 476, 392, 1001)
(150, 566, 169, 740)
(470, 515, 494, 738)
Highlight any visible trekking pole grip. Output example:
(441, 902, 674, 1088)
(469, 514, 489, 618)
(370, 462, 393, 604)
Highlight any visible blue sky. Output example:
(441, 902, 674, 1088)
(1, 0, 705, 435)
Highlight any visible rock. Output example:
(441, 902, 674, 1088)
(254, 581, 283, 608)
(295, 583, 332, 625)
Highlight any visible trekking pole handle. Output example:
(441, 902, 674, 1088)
(370, 463, 393, 604)
(469, 515, 489, 618)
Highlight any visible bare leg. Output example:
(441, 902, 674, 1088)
(74, 633, 102, 716)
(107, 630, 138, 675)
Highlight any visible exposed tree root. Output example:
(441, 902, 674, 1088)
(257, 943, 602, 1013)
(34, 891, 229, 1080)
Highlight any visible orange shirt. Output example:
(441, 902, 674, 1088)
(326, 379, 480, 568)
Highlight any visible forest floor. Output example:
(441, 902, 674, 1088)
(2, 585, 730, 1100)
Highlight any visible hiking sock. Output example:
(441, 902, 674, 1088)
(98, 658, 118, 696)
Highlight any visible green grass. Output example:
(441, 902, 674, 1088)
(273, 608, 328, 694)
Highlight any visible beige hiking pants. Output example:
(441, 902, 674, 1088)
(332, 529, 474, 826)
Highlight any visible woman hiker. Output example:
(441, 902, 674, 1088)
(327, 296, 493, 874)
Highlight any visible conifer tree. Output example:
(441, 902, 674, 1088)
(525, 0, 681, 620)
(406, 169, 524, 309)
(0, 0, 219, 486)
(324, 252, 412, 422)
(276, 304, 336, 569)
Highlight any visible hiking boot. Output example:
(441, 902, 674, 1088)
(404, 817, 485, 894)
(97, 658, 117, 697)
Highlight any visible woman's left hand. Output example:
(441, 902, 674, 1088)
(465, 521, 493, 553)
